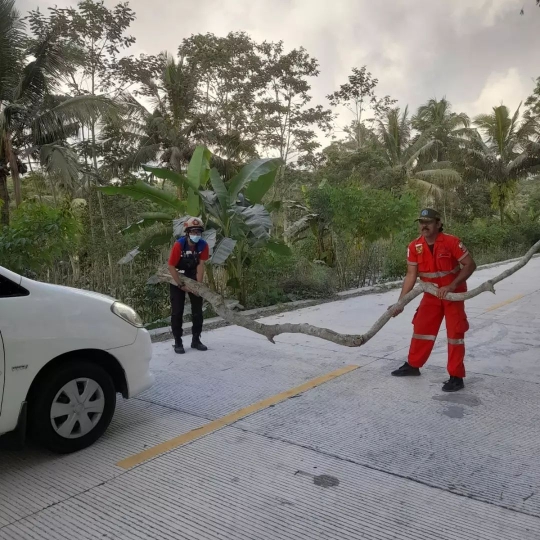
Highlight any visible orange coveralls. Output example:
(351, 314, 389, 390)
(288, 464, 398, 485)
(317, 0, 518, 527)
(406, 233, 470, 378)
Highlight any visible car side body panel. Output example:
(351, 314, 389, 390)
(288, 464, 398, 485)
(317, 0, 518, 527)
(0, 267, 152, 437)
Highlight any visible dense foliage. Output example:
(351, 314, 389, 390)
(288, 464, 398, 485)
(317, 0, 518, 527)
(1, 0, 539, 325)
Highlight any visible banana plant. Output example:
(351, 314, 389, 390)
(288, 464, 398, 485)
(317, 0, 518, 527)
(100, 145, 290, 300)
(284, 180, 335, 265)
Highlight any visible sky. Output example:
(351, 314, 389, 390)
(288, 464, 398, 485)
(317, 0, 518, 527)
(17, 0, 540, 136)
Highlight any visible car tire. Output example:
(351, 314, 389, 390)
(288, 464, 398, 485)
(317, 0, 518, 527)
(29, 360, 116, 454)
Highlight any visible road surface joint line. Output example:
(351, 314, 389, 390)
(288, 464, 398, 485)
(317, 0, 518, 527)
(116, 364, 360, 470)
(234, 425, 540, 521)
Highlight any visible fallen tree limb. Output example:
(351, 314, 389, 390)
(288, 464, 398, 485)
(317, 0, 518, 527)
(156, 238, 540, 347)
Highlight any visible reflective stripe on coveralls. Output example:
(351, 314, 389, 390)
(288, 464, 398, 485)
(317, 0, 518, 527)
(408, 295, 468, 378)
(418, 266, 460, 279)
(412, 334, 437, 341)
(412, 335, 465, 344)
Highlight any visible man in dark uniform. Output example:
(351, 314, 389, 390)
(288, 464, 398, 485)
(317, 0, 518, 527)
(167, 217, 210, 354)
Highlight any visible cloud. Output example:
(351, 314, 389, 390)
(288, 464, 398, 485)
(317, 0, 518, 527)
(449, 0, 522, 28)
(457, 68, 529, 118)
(16, 0, 540, 136)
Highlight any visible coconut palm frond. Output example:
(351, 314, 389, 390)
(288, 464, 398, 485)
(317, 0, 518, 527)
(414, 168, 461, 187)
(124, 143, 162, 171)
(33, 95, 119, 142)
(408, 176, 443, 197)
(507, 151, 533, 173)
(416, 160, 453, 172)
(40, 143, 81, 189)
(0, 0, 25, 101)
(403, 137, 439, 169)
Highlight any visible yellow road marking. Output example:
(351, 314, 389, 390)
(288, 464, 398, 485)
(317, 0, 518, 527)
(486, 294, 525, 312)
(117, 364, 359, 470)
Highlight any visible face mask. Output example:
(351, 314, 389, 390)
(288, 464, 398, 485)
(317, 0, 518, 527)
(189, 235, 201, 243)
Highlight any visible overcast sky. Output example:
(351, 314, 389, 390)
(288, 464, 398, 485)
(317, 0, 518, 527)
(18, 0, 540, 132)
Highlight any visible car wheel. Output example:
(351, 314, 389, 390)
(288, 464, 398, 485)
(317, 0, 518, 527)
(29, 360, 116, 454)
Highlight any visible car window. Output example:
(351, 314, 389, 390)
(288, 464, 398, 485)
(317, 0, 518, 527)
(0, 275, 29, 298)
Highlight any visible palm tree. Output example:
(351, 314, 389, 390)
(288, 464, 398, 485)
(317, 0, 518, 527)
(0, 0, 25, 224)
(377, 107, 461, 209)
(412, 98, 469, 162)
(0, 0, 116, 225)
(463, 104, 540, 223)
(100, 53, 204, 177)
(104, 53, 253, 182)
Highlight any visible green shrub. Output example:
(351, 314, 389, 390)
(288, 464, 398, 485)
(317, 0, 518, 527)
(243, 248, 333, 308)
(450, 218, 540, 264)
(0, 201, 81, 275)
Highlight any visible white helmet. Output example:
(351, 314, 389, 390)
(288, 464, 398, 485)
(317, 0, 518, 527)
(184, 217, 204, 232)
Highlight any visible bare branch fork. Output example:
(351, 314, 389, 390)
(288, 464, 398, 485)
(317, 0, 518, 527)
(157, 239, 540, 348)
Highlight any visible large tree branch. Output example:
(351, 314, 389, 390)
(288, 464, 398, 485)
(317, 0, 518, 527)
(156, 239, 540, 347)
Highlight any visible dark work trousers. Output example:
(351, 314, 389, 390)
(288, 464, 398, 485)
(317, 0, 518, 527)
(170, 282, 204, 344)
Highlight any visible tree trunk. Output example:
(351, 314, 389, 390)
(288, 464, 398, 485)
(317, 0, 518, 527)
(81, 127, 96, 245)
(91, 121, 115, 293)
(90, 67, 114, 293)
(4, 133, 22, 207)
(0, 172, 9, 226)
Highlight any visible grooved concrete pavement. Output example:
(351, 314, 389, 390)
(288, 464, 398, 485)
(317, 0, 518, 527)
(1, 258, 540, 539)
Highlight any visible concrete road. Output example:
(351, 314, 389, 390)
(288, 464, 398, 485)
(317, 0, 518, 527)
(1, 258, 540, 539)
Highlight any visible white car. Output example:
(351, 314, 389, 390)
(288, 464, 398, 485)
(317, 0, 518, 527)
(0, 265, 154, 453)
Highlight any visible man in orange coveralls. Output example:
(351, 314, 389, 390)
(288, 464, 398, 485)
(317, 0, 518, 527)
(390, 208, 477, 392)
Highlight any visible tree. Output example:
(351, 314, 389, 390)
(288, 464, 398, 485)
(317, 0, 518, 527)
(26, 0, 145, 287)
(463, 104, 540, 223)
(412, 98, 469, 163)
(524, 77, 540, 122)
(377, 107, 461, 208)
(314, 139, 388, 188)
(177, 32, 262, 167)
(111, 52, 201, 175)
(1, 0, 114, 226)
(0, 0, 25, 222)
(100, 146, 290, 304)
(253, 41, 333, 190)
(327, 66, 396, 150)
(108, 49, 244, 180)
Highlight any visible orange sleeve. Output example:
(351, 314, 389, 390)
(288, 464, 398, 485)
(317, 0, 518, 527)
(407, 241, 418, 265)
(168, 242, 181, 266)
(451, 237, 469, 262)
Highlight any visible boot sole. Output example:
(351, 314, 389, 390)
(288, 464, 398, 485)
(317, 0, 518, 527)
(391, 371, 421, 377)
(442, 385, 464, 392)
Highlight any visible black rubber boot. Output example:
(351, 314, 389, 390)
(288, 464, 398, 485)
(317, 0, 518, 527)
(191, 335, 208, 351)
(391, 362, 421, 377)
(442, 376, 464, 392)
(173, 340, 185, 354)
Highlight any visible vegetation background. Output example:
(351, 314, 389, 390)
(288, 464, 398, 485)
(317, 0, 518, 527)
(1, 0, 539, 326)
